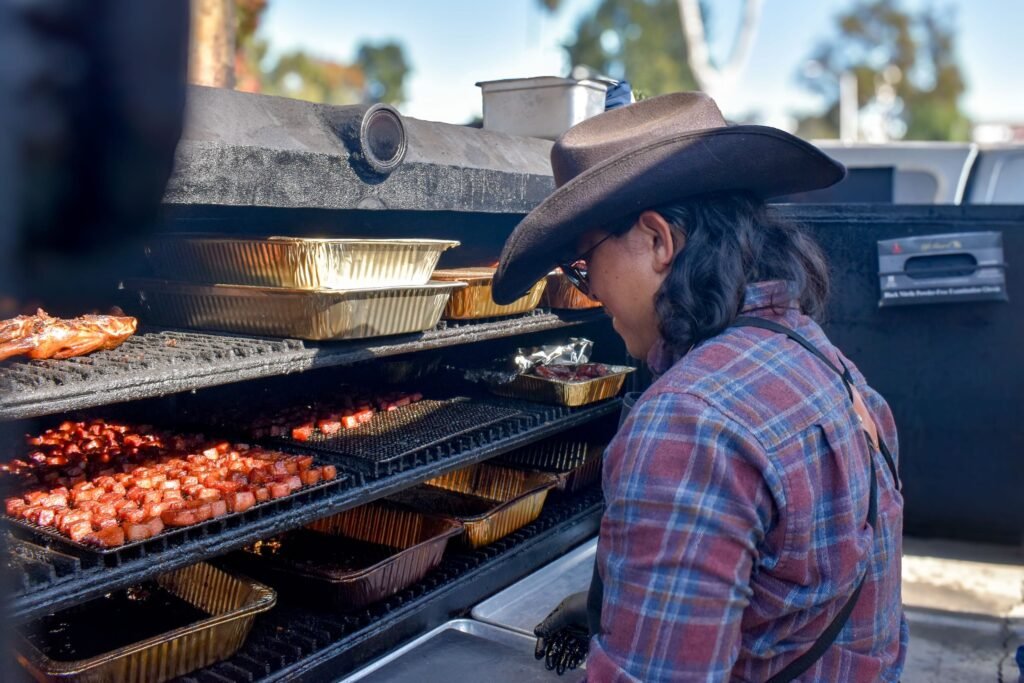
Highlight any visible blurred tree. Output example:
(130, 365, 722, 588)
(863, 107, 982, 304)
(230, 0, 410, 106)
(559, 0, 699, 95)
(356, 42, 411, 105)
(537, 0, 713, 97)
(190, 0, 235, 87)
(234, 0, 267, 93)
(796, 0, 969, 141)
(265, 51, 365, 104)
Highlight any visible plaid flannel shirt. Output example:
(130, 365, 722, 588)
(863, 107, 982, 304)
(585, 281, 907, 682)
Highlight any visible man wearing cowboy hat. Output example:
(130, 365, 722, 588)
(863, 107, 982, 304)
(494, 93, 907, 681)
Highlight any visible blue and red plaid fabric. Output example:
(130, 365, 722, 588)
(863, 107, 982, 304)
(585, 281, 907, 682)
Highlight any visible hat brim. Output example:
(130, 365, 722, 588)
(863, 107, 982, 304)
(492, 125, 845, 304)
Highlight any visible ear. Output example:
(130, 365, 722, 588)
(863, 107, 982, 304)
(635, 210, 682, 274)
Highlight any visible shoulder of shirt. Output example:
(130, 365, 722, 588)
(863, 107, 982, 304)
(641, 322, 851, 450)
(627, 387, 763, 448)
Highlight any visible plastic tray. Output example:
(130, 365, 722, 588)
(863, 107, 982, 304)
(391, 462, 558, 548)
(144, 235, 459, 290)
(341, 619, 567, 682)
(15, 562, 276, 683)
(122, 279, 465, 341)
(431, 268, 546, 319)
(489, 365, 635, 407)
(497, 439, 603, 494)
(541, 270, 602, 310)
(471, 538, 597, 636)
(235, 502, 462, 611)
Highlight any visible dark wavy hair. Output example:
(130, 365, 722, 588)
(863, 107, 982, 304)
(645, 192, 830, 356)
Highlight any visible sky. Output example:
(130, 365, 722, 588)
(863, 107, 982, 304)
(259, 0, 1024, 129)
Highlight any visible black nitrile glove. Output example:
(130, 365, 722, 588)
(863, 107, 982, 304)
(534, 591, 590, 675)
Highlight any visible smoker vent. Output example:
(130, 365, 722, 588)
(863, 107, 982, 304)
(0, 310, 605, 421)
(178, 488, 604, 683)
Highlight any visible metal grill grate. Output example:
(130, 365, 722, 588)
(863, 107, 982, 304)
(7, 398, 620, 621)
(6, 535, 95, 594)
(0, 310, 606, 421)
(5, 468, 352, 558)
(178, 488, 604, 683)
(275, 399, 523, 476)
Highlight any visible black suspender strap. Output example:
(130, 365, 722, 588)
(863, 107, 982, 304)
(732, 316, 887, 683)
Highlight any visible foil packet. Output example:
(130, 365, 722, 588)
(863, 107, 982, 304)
(513, 338, 593, 373)
(456, 338, 594, 387)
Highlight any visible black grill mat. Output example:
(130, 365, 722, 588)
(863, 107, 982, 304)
(272, 398, 523, 476)
(0, 309, 606, 421)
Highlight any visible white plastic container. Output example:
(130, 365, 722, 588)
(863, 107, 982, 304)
(476, 77, 607, 140)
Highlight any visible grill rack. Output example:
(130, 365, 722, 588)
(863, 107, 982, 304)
(272, 398, 523, 476)
(5, 466, 352, 558)
(0, 309, 606, 421)
(180, 488, 604, 683)
(7, 398, 621, 621)
(6, 535, 88, 594)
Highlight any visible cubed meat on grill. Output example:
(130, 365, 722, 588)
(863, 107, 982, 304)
(2, 420, 336, 546)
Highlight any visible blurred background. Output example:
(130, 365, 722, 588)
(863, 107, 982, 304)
(3, 0, 1021, 313)
(193, 0, 1024, 143)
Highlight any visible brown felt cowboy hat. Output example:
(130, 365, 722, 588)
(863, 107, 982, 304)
(491, 91, 846, 304)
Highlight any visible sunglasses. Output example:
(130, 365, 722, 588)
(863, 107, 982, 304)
(558, 218, 635, 297)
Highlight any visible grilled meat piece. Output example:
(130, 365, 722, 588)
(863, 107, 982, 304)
(0, 309, 137, 361)
(532, 363, 611, 382)
(0, 313, 38, 344)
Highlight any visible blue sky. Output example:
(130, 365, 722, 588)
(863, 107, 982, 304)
(260, 0, 1024, 128)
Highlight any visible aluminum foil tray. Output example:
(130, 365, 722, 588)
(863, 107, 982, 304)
(341, 619, 567, 682)
(497, 439, 604, 494)
(15, 562, 276, 683)
(542, 270, 602, 310)
(432, 268, 546, 319)
(122, 279, 465, 341)
(273, 398, 522, 477)
(472, 538, 596, 636)
(235, 502, 462, 611)
(489, 365, 636, 407)
(144, 235, 460, 290)
(391, 462, 558, 548)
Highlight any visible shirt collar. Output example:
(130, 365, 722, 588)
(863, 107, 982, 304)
(740, 280, 799, 314)
(645, 280, 799, 374)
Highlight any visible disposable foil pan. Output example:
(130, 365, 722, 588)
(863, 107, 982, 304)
(237, 502, 462, 610)
(489, 365, 635, 407)
(392, 462, 557, 549)
(498, 439, 603, 494)
(122, 279, 465, 341)
(15, 562, 276, 683)
(431, 268, 546, 319)
(144, 235, 460, 289)
(542, 270, 602, 310)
